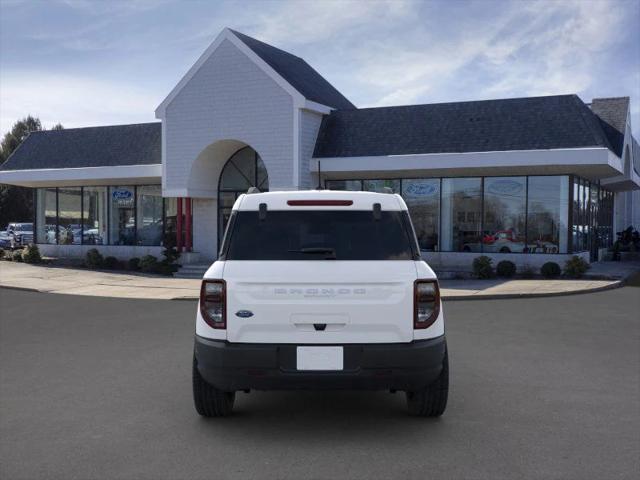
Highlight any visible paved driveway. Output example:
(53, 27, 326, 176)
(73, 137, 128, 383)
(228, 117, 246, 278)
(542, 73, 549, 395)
(1, 286, 638, 479)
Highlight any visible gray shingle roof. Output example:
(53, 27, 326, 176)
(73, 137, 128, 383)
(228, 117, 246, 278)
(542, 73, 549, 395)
(590, 97, 629, 157)
(0, 122, 161, 171)
(230, 29, 355, 110)
(314, 94, 616, 158)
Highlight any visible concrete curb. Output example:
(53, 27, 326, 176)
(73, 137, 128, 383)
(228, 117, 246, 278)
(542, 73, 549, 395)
(441, 279, 624, 301)
(0, 285, 41, 294)
(0, 276, 627, 301)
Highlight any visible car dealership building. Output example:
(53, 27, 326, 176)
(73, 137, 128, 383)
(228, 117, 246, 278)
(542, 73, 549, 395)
(1, 28, 638, 270)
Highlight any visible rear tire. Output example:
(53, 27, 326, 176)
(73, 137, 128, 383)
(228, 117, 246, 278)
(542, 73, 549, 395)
(406, 349, 449, 417)
(192, 356, 235, 417)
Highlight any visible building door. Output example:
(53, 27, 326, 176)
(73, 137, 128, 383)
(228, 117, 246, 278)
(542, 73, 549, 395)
(217, 146, 268, 249)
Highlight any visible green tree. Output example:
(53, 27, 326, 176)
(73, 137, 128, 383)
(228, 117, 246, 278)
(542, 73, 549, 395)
(0, 116, 63, 228)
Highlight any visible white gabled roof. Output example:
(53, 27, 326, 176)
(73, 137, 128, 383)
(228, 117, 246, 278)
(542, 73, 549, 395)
(155, 28, 344, 117)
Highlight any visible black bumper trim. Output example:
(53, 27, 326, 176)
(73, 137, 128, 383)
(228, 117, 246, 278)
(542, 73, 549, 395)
(194, 335, 446, 391)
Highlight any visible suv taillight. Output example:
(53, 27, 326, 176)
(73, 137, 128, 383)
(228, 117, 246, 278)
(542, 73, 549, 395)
(200, 280, 226, 329)
(414, 280, 440, 329)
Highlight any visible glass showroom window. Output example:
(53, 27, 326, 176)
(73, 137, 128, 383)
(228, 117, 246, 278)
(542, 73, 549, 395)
(572, 177, 592, 252)
(526, 176, 569, 253)
(575, 179, 582, 251)
(597, 190, 614, 249)
(441, 178, 482, 252)
(83, 187, 107, 245)
(590, 183, 599, 254)
(36, 188, 57, 244)
(402, 179, 440, 251)
(136, 186, 163, 246)
(482, 177, 526, 253)
(164, 197, 177, 244)
(109, 186, 136, 245)
(57, 188, 82, 245)
(363, 179, 400, 193)
(325, 180, 362, 191)
(584, 181, 592, 252)
(579, 179, 588, 251)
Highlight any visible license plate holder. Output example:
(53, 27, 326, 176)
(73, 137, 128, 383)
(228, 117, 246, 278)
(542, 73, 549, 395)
(296, 346, 344, 371)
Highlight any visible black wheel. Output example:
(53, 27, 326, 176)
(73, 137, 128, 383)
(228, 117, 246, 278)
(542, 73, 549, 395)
(406, 349, 449, 417)
(192, 356, 235, 417)
(499, 247, 511, 253)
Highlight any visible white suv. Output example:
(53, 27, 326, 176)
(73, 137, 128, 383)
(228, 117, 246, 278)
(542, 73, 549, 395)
(193, 190, 448, 417)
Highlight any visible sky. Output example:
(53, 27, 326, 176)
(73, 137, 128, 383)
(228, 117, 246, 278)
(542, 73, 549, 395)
(1, 0, 639, 138)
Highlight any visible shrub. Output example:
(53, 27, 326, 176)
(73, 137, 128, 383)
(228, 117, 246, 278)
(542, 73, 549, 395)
(564, 256, 590, 278)
(85, 248, 104, 269)
(12, 250, 23, 262)
(22, 244, 42, 264)
(128, 257, 141, 271)
(496, 260, 516, 278)
(472, 256, 494, 279)
(540, 262, 561, 279)
(156, 262, 177, 276)
(520, 264, 536, 279)
(139, 255, 159, 273)
(103, 256, 119, 270)
(154, 230, 181, 277)
(161, 231, 180, 264)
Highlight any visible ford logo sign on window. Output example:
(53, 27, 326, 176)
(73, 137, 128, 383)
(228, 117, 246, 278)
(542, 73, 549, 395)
(112, 189, 133, 200)
(404, 182, 439, 198)
(487, 180, 523, 196)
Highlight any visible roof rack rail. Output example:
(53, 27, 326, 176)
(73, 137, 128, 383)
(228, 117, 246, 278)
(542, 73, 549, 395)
(247, 187, 261, 194)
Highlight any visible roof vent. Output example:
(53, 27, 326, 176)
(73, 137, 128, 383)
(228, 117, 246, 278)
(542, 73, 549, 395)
(247, 187, 260, 194)
(382, 187, 394, 194)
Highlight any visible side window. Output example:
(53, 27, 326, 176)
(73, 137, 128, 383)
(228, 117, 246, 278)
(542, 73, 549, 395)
(218, 211, 236, 259)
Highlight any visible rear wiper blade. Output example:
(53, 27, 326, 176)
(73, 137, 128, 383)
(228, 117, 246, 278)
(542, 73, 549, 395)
(288, 247, 337, 258)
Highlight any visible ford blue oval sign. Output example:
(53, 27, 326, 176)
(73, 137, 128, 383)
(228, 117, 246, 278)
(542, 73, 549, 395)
(112, 189, 133, 200)
(235, 310, 254, 318)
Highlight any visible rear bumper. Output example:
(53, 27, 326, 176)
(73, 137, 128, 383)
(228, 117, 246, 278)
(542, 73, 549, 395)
(194, 335, 446, 391)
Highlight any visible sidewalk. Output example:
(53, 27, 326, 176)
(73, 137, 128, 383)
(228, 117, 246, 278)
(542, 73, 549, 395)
(1, 261, 633, 301)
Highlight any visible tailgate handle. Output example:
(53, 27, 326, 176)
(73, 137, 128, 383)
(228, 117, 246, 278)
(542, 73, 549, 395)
(313, 323, 327, 331)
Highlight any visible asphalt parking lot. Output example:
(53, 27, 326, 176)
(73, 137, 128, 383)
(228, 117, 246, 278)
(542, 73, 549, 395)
(1, 285, 638, 480)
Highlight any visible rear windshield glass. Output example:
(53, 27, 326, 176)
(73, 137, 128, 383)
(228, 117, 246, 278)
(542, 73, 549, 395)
(224, 210, 416, 261)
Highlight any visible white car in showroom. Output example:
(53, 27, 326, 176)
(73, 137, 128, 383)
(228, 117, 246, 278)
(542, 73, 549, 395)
(4, 223, 34, 249)
(192, 190, 448, 417)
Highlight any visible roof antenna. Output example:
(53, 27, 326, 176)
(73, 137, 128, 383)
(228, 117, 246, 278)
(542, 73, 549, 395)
(316, 160, 323, 190)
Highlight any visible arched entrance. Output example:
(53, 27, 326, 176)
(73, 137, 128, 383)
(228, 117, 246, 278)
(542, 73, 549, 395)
(218, 146, 269, 245)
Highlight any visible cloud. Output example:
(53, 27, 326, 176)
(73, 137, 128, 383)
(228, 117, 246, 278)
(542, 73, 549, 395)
(0, 72, 157, 132)
(0, 0, 637, 138)
(249, 0, 412, 45)
(345, 0, 628, 107)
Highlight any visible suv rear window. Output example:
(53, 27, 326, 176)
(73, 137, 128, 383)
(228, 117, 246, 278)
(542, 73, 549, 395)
(223, 210, 417, 260)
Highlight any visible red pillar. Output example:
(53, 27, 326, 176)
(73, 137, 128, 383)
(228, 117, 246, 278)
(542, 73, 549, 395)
(176, 197, 183, 253)
(185, 198, 192, 252)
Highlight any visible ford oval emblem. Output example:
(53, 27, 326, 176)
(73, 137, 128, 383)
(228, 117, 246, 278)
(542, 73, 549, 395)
(235, 310, 254, 318)
(111, 189, 133, 200)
